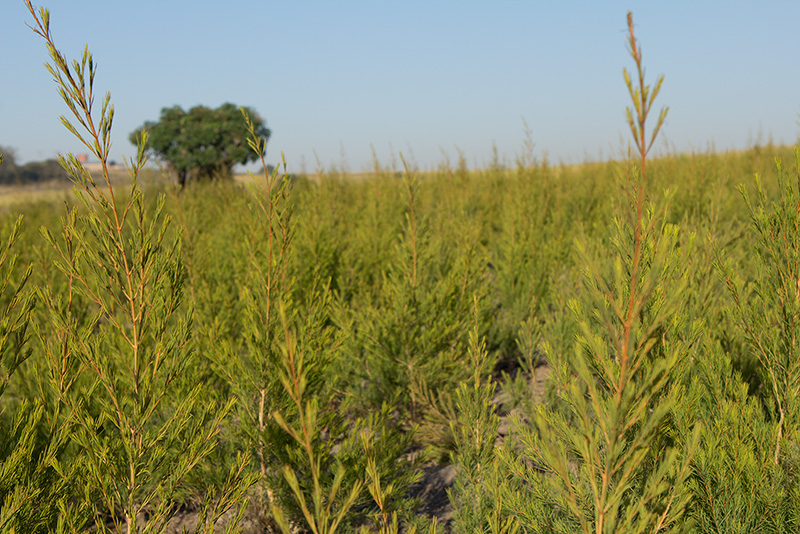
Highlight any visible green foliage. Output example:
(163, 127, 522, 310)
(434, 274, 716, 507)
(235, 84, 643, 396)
(497, 14, 699, 534)
(8, 4, 800, 534)
(721, 150, 800, 464)
(24, 2, 254, 532)
(339, 161, 489, 454)
(489, 162, 566, 370)
(686, 340, 800, 533)
(269, 306, 363, 534)
(696, 149, 800, 533)
(210, 113, 298, 520)
(448, 314, 519, 534)
(131, 103, 270, 186)
(357, 420, 422, 534)
(0, 217, 33, 402)
(0, 214, 66, 533)
(214, 115, 420, 532)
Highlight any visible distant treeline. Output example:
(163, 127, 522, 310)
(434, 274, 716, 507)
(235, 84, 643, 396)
(0, 146, 68, 184)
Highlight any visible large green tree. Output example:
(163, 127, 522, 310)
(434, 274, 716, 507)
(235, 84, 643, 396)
(131, 103, 270, 186)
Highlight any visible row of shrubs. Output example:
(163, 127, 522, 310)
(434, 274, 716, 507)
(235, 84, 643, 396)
(4, 4, 800, 534)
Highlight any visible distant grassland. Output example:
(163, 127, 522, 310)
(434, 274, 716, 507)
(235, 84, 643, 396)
(3, 143, 791, 205)
(0, 168, 164, 208)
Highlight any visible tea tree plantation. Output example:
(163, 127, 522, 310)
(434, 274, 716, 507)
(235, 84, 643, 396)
(3, 4, 800, 534)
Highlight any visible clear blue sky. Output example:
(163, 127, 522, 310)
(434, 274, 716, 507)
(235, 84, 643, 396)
(2, 1, 799, 173)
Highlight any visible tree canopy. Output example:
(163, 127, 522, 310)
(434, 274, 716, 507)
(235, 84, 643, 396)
(130, 103, 270, 186)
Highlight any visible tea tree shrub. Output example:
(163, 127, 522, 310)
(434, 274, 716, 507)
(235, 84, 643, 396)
(0, 200, 68, 532)
(448, 313, 520, 534)
(25, 3, 254, 532)
(488, 163, 565, 368)
(694, 150, 800, 533)
(172, 179, 252, 352)
(725, 153, 800, 458)
(290, 174, 358, 301)
(212, 125, 416, 531)
(209, 126, 298, 521)
(496, 14, 700, 534)
(683, 339, 799, 534)
(161, 180, 259, 496)
(338, 163, 490, 452)
(266, 304, 367, 534)
(327, 174, 406, 307)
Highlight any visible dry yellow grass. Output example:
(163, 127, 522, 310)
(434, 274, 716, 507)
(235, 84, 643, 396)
(0, 168, 167, 210)
(0, 181, 72, 208)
